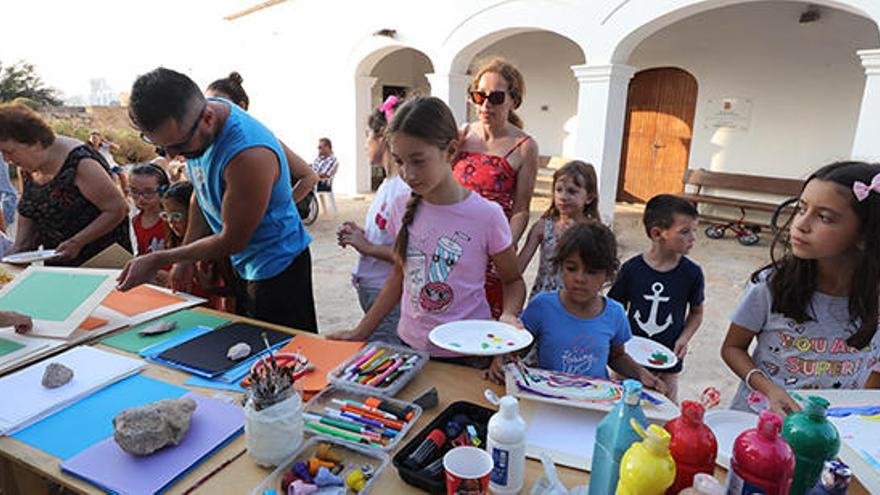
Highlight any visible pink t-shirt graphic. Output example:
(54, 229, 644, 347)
(389, 191, 512, 357)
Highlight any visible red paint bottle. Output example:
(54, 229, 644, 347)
(726, 411, 796, 495)
(664, 400, 717, 494)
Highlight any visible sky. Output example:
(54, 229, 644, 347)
(0, 0, 250, 104)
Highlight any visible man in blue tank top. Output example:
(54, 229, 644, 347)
(117, 67, 318, 332)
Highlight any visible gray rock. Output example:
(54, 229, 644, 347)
(226, 342, 251, 361)
(41, 363, 74, 388)
(113, 397, 197, 456)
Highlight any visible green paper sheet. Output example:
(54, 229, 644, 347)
(0, 272, 109, 322)
(101, 309, 230, 354)
(0, 338, 25, 357)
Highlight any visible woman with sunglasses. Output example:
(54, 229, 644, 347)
(0, 103, 132, 266)
(452, 57, 539, 318)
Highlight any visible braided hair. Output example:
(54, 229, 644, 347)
(388, 97, 459, 263)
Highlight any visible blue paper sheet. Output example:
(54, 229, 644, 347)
(13, 375, 187, 460)
(139, 325, 213, 358)
(184, 376, 246, 392)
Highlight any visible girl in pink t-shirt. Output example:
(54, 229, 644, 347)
(333, 97, 526, 358)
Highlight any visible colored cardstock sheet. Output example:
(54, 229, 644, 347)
(0, 346, 146, 434)
(13, 375, 188, 459)
(0, 267, 120, 339)
(102, 285, 188, 317)
(278, 334, 365, 397)
(0, 270, 108, 321)
(103, 309, 230, 354)
(0, 337, 24, 357)
(0, 330, 65, 375)
(61, 392, 245, 495)
(156, 322, 292, 377)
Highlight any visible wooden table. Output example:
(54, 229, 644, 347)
(0, 309, 872, 494)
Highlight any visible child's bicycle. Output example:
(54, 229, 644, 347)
(703, 197, 799, 246)
(703, 210, 762, 246)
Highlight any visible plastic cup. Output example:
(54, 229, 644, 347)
(443, 446, 493, 495)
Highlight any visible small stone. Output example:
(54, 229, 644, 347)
(138, 320, 177, 336)
(227, 342, 251, 361)
(41, 363, 73, 388)
(113, 397, 197, 456)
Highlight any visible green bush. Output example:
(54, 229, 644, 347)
(46, 119, 155, 164)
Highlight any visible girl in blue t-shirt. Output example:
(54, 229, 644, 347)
(488, 222, 665, 393)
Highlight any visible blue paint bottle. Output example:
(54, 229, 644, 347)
(588, 379, 647, 494)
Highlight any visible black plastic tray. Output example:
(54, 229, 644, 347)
(392, 401, 495, 493)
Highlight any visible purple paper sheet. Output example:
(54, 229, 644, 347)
(60, 392, 244, 495)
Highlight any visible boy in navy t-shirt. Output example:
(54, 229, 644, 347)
(608, 194, 705, 402)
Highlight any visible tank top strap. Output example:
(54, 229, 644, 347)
(503, 135, 531, 159)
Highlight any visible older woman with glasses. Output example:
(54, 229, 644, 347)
(0, 103, 131, 266)
(452, 57, 539, 318)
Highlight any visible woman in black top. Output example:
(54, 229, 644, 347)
(0, 103, 131, 266)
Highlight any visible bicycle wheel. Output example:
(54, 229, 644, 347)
(301, 193, 319, 226)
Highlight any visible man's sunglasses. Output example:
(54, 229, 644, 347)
(140, 102, 206, 156)
(469, 90, 506, 106)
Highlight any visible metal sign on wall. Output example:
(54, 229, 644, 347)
(705, 97, 752, 130)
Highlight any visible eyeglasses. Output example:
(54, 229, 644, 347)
(140, 102, 207, 156)
(129, 189, 158, 199)
(159, 211, 185, 222)
(469, 90, 506, 106)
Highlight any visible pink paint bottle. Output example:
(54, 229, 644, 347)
(726, 411, 796, 495)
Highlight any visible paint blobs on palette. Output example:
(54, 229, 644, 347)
(483, 333, 516, 351)
(449, 342, 462, 348)
(648, 351, 670, 366)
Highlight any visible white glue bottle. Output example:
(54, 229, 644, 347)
(487, 395, 526, 494)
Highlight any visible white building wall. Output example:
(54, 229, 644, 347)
(628, 1, 878, 180)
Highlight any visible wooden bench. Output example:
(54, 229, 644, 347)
(678, 168, 803, 244)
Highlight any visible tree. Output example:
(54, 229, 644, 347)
(0, 60, 61, 106)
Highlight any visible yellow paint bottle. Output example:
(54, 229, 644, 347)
(616, 419, 676, 495)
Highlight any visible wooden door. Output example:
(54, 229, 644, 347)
(617, 68, 698, 203)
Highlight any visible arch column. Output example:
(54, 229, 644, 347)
(852, 49, 880, 160)
(344, 75, 378, 195)
(426, 72, 471, 124)
(570, 63, 636, 223)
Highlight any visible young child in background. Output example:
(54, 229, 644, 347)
(332, 97, 526, 360)
(518, 160, 598, 300)
(608, 195, 704, 402)
(722, 161, 880, 415)
(129, 163, 170, 256)
(489, 223, 665, 392)
(160, 181, 234, 312)
(337, 96, 409, 345)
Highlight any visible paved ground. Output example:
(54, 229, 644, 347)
(307, 194, 771, 407)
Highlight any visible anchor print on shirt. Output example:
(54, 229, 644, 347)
(634, 282, 673, 337)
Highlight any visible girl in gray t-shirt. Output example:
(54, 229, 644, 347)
(722, 161, 880, 415)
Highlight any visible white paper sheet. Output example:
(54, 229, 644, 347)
(524, 401, 603, 470)
(0, 346, 145, 434)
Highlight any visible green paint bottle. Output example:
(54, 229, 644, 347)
(782, 396, 841, 495)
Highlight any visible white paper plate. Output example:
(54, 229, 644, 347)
(2, 249, 58, 264)
(704, 409, 758, 469)
(429, 320, 533, 356)
(624, 336, 679, 370)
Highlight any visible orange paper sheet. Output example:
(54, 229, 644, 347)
(101, 285, 186, 317)
(278, 335, 364, 398)
(78, 317, 109, 331)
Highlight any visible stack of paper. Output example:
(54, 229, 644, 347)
(0, 329, 65, 373)
(0, 267, 119, 338)
(0, 346, 145, 434)
(61, 392, 244, 495)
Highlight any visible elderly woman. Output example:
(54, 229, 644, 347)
(452, 57, 539, 318)
(0, 104, 131, 266)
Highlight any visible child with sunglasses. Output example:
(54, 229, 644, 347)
(452, 57, 539, 319)
(161, 181, 234, 311)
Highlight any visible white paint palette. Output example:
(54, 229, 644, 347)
(704, 409, 758, 469)
(428, 320, 533, 356)
(625, 336, 679, 370)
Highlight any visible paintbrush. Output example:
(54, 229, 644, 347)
(260, 332, 279, 372)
